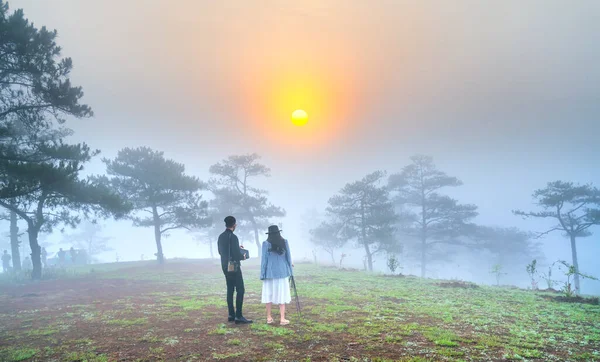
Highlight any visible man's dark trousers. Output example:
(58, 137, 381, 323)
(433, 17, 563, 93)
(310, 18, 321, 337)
(225, 270, 245, 318)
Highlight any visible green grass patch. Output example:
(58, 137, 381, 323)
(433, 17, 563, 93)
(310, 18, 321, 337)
(264, 341, 284, 350)
(508, 347, 543, 359)
(250, 323, 295, 336)
(163, 296, 224, 310)
(307, 321, 348, 333)
(226, 338, 242, 346)
(573, 352, 600, 361)
(210, 323, 234, 335)
(26, 327, 59, 337)
(324, 304, 359, 314)
(106, 317, 147, 326)
(212, 351, 244, 360)
(384, 334, 403, 344)
(0, 348, 38, 362)
(422, 327, 461, 347)
(436, 348, 465, 357)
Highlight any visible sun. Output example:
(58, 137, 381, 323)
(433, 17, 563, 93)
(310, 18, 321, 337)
(291, 109, 308, 126)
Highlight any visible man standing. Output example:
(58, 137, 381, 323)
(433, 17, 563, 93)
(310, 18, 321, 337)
(218, 216, 252, 324)
(2, 250, 11, 273)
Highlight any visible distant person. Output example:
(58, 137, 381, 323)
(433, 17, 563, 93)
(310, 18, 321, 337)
(260, 225, 294, 325)
(70, 247, 76, 264)
(57, 248, 66, 266)
(2, 250, 11, 273)
(22, 256, 32, 270)
(41, 247, 47, 268)
(217, 216, 251, 324)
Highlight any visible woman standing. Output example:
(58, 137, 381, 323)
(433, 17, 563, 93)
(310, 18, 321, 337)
(260, 225, 293, 325)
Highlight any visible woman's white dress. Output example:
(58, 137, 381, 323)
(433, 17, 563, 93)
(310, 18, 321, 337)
(261, 277, 291, 304)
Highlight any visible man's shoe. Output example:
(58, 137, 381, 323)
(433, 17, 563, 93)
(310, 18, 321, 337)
(234, 316, 253, 324)
(228, 315, 235, 322)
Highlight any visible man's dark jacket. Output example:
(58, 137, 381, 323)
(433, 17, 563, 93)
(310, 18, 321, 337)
(218, 229, 244, 274)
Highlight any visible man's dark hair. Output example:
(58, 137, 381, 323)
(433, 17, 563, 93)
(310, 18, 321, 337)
(224, 216, 236, 228)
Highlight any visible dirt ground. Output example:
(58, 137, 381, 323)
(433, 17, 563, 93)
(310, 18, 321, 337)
(1, 261, 599, 362)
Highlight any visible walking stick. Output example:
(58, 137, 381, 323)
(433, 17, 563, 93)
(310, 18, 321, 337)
(284, 244, 301, 319)
(289, 274, 301, 318)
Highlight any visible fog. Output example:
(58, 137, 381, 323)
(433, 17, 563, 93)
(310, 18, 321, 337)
(3, 0, 600, 294)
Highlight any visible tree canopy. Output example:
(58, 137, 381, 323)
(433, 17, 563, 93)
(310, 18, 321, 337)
(326, 171, 398, 271)
(209, 153, 285, 255)
(0, 138, 130, 279)
(514, 181, 600, 294)
(103, 147, 210, 264)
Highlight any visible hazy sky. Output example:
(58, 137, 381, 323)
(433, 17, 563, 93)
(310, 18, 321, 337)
(7, 1, 600, 291)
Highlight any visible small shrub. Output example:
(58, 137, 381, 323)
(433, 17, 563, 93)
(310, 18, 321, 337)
(387, 254, 401, 275)
(556, 260, 598, 297)
(540, 265, 557, 290)
(526, 259, 538, 290)
(490, 264, 507, 286)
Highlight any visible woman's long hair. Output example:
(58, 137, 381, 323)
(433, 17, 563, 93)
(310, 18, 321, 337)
(267, 232, 286, 255)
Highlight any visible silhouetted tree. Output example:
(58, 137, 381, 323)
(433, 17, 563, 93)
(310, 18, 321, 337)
(0, 1, 109, 279)
(209, 154, 285, 257)
(300, 207, 322, 237)
(103, 147, 211, 264)
(62, 221, 113, 263)
(474, 226, 541, 268)
(0, 1, 92, 200)
(326, 171, 398, 271)
(0, 140, 130, 279)
(514, 181, 600, 294)
(389, 155, 478, 278)
(191, 204, 228, 259)
(0, 209, 23, 271)
(309, 221, 347, 265)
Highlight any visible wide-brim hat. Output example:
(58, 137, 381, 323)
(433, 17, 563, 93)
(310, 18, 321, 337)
(266, 225, 282, 234)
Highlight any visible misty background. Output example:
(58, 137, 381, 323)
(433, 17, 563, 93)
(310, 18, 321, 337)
(3, 0, 599, 294)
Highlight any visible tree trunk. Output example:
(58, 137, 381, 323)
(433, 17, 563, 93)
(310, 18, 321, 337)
(152, 206, 164, 264)
(250, 218, 261, 260)
(420, 198, 427, 278)
(363, 242, 373, 271)
(361, 201, 373, 271)
(570, 234, 580, 294)
(27, 225, 42, 280)
(329, 251, 336, 265)
(420, 233, 427, 278)
(208, 239, 215, 259)
(10, 211, 21, 271)
(420, 174, 428, 278)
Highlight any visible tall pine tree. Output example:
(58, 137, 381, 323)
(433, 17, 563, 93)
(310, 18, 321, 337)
(514, 181, 600, 294)
(209, 154, 285, 257)
(326, 171, 398, 271)
(389, 155, 477, 278)
(103, 147, 211, 264)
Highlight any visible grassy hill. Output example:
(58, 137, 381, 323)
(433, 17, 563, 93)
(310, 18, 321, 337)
(0, 260, 598, 361)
